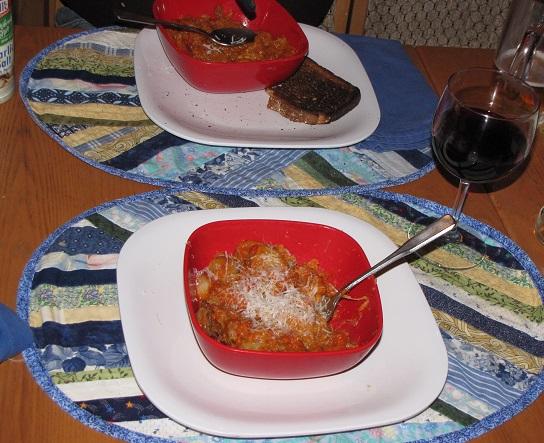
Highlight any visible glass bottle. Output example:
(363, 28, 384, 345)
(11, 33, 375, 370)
(0, 0, 14, 103)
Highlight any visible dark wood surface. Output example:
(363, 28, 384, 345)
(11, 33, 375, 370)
(0, 25, 542, 442)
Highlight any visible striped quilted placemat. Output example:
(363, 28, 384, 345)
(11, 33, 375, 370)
(19, 28, 435, 193)
(18, 189, 543, 443)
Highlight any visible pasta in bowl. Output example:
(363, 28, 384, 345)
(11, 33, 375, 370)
(153, 0, 308, 93)
(183, 218, 383, 379)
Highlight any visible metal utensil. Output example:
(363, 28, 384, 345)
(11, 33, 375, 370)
(322, 214, 456, 321)
(114, 10, 257, 46)
(236, 0, 257, 20)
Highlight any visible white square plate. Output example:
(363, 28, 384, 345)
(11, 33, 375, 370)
(117, 207, 447, 438)
(134, 25, 380, 149)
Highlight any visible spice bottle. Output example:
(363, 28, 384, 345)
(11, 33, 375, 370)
(0, 0, 14, 103)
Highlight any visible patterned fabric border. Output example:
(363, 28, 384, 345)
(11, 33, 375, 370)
(18, 188, 544, 443)
(19, 27, 435, 194)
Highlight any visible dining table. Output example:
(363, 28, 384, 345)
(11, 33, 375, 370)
(0, 24, 543, 443)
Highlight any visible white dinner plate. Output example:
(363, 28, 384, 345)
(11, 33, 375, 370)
(134, 25, 380, 149)
(117, 207, 448, 439)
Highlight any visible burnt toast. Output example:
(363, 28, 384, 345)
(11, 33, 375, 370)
(265, 57, 361, 124)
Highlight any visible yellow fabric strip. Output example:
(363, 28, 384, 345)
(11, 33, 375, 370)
(29, 101, 148, 122)
(414, 245, 480, 270)
(462, 268, 541, 307)
(417, 258, 542, 308)
(29, 305, 121, 327)
(84, 125, 164, 162)
(179, 191, 230, 209)
(432, 309, 543, 374)
(63, 125, 133, 147)
(283, 164, 326, 191)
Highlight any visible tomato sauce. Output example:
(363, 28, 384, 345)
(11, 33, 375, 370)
(191, 240, 355, 352)
(167, 8, 296, 62)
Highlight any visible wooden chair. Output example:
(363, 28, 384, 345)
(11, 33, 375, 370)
(331, 0, 368, 35)
(46, 0, 63, 26)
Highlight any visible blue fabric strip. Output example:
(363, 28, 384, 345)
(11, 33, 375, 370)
(446, 356, 523, 409)
(33, 320, 124, 348)
(103, 131, 190, 170)
(115, 199, 183, 223)
(31, 268, 117, 290)
(423, 285, 544, 356)
(207, 193, 260, 208)
(442, 330, 533, 393)
(395, 147, 435, 170)
(29, 88, 141, 107)
(138, 193, 200, 213)
(30, 69, 136, 86)
(45, 226, 124, 255)
(75, 395, 167, 422)
(40, 344, 129, 371)
(211, 149, 307, 189)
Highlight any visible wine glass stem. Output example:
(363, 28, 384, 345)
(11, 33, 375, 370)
(452, 180, 470, 221)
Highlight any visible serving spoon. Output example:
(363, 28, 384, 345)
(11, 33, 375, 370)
(322, 214, 457, 321)
(114, 10, 257, 46)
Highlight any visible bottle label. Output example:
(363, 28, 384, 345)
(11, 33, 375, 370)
(0, 0, 8, 15)
(0, 13, 13, 52)
(0, 0, 14, 102)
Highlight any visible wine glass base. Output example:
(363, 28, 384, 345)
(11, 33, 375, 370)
(407, 217, 487, 270)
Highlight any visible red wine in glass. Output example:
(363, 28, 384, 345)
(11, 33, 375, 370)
(410, 68, 540, 270)
(433, 107, 531, 184)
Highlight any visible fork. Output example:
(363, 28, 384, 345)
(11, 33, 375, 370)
(322, 214, 456, 321)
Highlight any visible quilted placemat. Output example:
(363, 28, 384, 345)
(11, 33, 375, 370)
(18, 188, 543, 442)
(19, 27, 436, 193)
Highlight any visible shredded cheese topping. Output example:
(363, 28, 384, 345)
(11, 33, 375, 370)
(192, 240, 356, 352)
(230, 268, 319, 333)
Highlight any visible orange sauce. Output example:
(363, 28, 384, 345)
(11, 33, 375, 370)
(191, 240, 355, 352)
(167, 8, 296, 62)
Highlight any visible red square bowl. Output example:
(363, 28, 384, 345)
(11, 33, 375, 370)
(153, 0, 309, 93)
(183, 219, 383, 379)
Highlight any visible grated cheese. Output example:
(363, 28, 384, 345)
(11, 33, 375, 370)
(192, 241, 356, 352)
(230, 267, 320, 333)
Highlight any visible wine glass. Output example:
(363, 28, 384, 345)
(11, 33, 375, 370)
(409, 67, 540, 269)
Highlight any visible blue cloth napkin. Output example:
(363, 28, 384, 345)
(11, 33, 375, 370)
(339, 34, 438, 152)
(0, 303, 34, 361)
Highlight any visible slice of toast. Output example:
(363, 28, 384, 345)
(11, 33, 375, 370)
(265, 57, 361, 125)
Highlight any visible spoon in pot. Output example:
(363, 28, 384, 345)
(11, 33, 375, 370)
(115, 10, 257, 46)
(322, 214, 457, 321)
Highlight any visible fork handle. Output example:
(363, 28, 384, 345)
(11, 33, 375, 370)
(340, 214, 456, 294)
